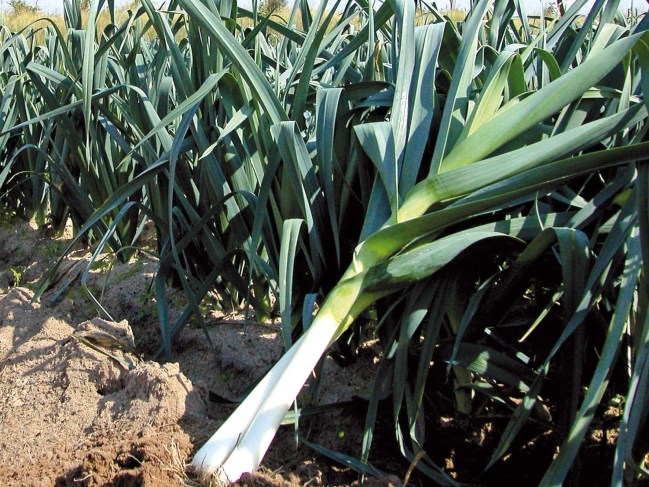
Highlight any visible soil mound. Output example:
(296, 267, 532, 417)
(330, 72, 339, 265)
(0, 287, 207, 486)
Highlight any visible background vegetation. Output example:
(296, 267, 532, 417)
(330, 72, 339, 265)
(1, 0, 649, 484)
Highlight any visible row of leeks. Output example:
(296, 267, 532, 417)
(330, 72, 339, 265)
(190, 0, 649, 483)
(3, 0, 649, 482)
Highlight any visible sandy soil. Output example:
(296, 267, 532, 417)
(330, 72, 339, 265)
(0, 220, 394, 486)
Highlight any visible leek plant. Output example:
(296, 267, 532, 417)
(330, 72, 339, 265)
(190, 0, 649, 484)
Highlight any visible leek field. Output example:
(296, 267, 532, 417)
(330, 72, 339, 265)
(1, 0, 649, 484)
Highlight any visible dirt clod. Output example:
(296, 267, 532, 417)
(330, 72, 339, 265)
(0, 287, 205, 486)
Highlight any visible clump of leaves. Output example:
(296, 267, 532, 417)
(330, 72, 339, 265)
(8, 0, 39, 14)
(260, 0, 287, 15)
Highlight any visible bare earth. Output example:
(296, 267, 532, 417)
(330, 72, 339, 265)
(0, 220, 391, 486)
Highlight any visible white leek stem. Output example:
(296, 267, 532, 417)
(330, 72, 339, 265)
(191, 312, 337, 481)
(191, 336, 301, 473)
(217, 313, 339, 481)
(192, 274, 378, 482)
